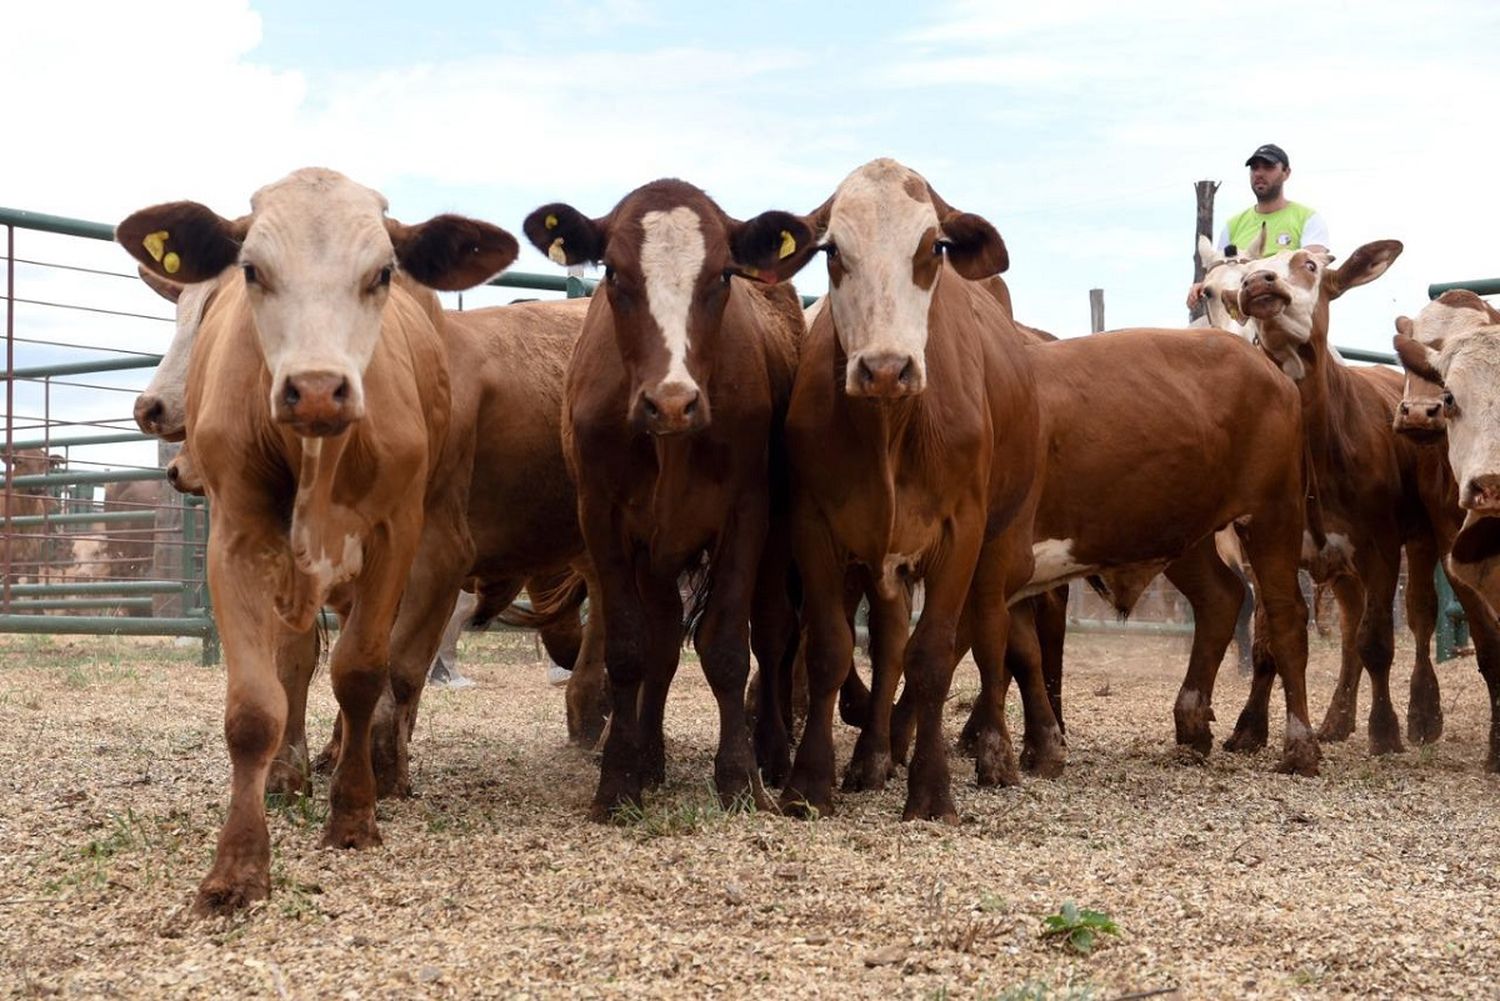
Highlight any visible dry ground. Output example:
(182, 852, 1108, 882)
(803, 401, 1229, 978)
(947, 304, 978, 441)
(3, 626, 1500, 999)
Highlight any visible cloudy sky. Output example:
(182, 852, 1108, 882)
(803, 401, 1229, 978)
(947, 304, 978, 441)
(3, 0, 1498, 464)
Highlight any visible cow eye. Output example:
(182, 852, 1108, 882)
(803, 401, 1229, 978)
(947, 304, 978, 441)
(822, 242, 840, 260)
(242, 264, 259, 285)
(721, 268, 734, 285)
(933, 239, 950, 257)
(378, 266, 392, 286)
(1443, 391, 1456, 409)
(1303, 260, 1317, 273)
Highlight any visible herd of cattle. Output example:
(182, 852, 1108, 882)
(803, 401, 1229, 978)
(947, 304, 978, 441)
(104, 159, 1500, 917)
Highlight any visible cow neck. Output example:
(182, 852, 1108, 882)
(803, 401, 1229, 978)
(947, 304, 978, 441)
(1276, 296, 1359, 487)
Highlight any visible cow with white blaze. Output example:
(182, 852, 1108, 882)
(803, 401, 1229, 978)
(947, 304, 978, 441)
(117, 167, 517, 915)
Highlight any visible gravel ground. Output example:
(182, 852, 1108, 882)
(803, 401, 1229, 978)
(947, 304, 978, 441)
(2, 625, 1499, 999)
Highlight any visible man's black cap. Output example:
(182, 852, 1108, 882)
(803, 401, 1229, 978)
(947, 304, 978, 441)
(1245, 143, 1289, 168)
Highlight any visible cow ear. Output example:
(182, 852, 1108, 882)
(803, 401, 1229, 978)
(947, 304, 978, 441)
(938, 210, 1008, 279)
(1245, 222, 1268, 259)
(1326, 239, 1402, 300)
(727, 210, 821, 284)
(386, 214, 519, 292)
(137, 265, 183, 303)
(1198, 235, 1220, 270)
(522, 203, 606, 267)
(1394, 315, 1415, 339)
(117, 201, 245, 284)
(1394, 331, 1445, 387)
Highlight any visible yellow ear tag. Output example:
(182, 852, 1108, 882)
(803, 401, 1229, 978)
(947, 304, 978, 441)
(778, 230, 797, 260)
(547, 238, 568, 265)
(742, 266, 761, 280)
(545, 214, 558, 230)
(162, 252, 181, 275)
(143, 230, 169, 263)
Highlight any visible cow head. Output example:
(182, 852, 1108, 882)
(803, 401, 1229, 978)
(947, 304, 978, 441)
(1235, 240, 1402, 380)
(1395, 325, 1500, 519)
(132, 267, 222, 442)
(523, 179, 816, 435)
(117, 168, 518, 438)
(1196, 225, 1265, 339)
(800, 158, 1007, 398)
(1391, 290, 1500, 439)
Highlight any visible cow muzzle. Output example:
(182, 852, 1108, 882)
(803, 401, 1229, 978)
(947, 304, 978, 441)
(133, 392, 185, 442)
(634, 381, 709, 436)
(1238, 271, 1290, 320)
(847, 351, 923, 398)
(166, 450, 205, 496)
(1393, 397, 1448, 439)
(273, 370, 362, 437)
(1462, 473, 1500, 513)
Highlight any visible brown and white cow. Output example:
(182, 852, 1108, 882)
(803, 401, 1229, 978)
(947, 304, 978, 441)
(522, 179, 805, 817)
(776, 159, 1317, 824)
(130, 270, 603, 795)
(117, 167, 517, 915)
(1230, 241, 1483, 754)
(1392, 290, 1500, 438)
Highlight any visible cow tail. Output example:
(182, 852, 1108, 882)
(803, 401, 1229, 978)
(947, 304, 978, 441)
(489, 570, 589, 632)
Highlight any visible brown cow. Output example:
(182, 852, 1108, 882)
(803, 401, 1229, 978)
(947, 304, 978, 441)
(1231, 242, 1470, 754)
(117, 167, 517, 915)
(777, 159, 1317, 824)
(2, 449, 66, 587)
(132, 272, 602, 795)
(522, 179, 805, 817)
(1392, 290, 1500, 438)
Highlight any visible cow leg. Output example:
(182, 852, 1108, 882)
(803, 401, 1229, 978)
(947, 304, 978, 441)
(749, 524, 797, 787)
(267, 625, 319, 797)
(566, 578, 609, 748)
(1224, 599, 1276, 753)
(636, 575, 683, 791)
(1403, 535, 1444, 745)
(903, 522, 984, 825)
(1316, 574, 1366, 743)
(193, 546, 286, 917)
(1452, 579, 1500, 770)
(843, 586, 910, 792)
(1355, 541, 1404, 756)
(781, 521, 855, 819)
(1036, 585, 1069, 735)
(838, 581, 875, 729)
(1165, 538, 1244, 756)
(1004, 598, 1066, 780)
(1240, 505, 1318, 775)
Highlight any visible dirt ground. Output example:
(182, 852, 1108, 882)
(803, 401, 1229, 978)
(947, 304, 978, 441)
(3, 625, 1500, 1000)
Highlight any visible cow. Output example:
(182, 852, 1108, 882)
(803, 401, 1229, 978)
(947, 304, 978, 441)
(1392, 290, 1500, 438)
(131, 271, 603, 797)
(774, 159, 1317, 824)
(116, 167, 518, 915)
(522, 178, 805, 819)
(1395, 318, 1500, 767)
(2, 449, 66, 588)
(1230, 241, 1482, 753)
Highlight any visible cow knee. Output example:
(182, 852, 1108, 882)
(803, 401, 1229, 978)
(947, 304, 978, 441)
(225, 702, 282, 764)
(331, 665, 386, 716)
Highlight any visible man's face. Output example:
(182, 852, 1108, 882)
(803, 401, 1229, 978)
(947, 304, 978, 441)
(1249, 158, 1289, 201)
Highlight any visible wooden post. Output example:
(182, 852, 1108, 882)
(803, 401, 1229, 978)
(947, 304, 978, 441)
(1089, 289, 1105, 333)
(1189, 179, 1219, 323)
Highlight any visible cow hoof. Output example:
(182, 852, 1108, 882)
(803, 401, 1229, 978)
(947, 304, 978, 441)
(902, 785, 959, 825)
(192, 873, 269, 918)
(1224, 712, 1268, 754)
(1276, 739, 1321, 777)
(320, 813, 382, 850)
(838, 684, 871, 730)
(1316, 711, 1357, 744)
(842, 749, 893, 793)
(265, 760, 307, 799)
(756, 740, 792, 789)
(956, 715, 983, 759)
(1407, 708, 1444, 747)
(974, 730, 1020, 788)
(1021, 742, 1067, 780)
(1368, 715, 1404, 757)
(567, 712, 608, 749)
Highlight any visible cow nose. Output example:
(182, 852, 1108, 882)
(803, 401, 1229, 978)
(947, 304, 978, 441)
(134, 394, 165, 434)
(1465, 475, 1500, 512)
(275, 371, 356, 436)
(1425, 403, 1441, 418)
(640, 382, 707, 434)
(853, 352, 920, 398)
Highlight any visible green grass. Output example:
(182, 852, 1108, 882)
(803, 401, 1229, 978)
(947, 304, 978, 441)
(611, 782, 759, 839)
(1040, 901, 1119, 956)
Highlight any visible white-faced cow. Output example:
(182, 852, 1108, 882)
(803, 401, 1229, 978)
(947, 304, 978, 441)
(117, 167, 517, 915)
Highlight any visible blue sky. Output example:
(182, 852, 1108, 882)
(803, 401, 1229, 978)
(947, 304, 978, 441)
(4, 0, 1500, 469)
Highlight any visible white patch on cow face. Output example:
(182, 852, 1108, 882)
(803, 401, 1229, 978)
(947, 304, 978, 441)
(140, 275, 219, 438)
(239, 168, 396, 425)
(824, 159, 939, 395)
(1431, 330, 1500, 510)
(638, 206, 706, 396)
(1201, 257, 1255, 341)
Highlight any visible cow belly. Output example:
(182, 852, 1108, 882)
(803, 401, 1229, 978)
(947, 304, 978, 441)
(1011, 538, 1097, 602)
